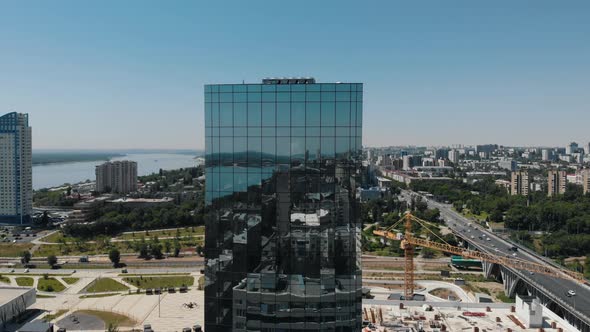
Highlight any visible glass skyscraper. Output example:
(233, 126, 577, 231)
(204, 78, 363, 331)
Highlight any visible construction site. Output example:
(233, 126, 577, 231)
(360, 212, 585, 332)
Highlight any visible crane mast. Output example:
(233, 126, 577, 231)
(373, 212, 584, 299)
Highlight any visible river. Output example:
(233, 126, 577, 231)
(33, 153, 199, 190)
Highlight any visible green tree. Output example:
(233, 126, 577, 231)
(47, 255, 58, 268)
(109, 248, 121, 267)
(21, 251, 31, 264)
(151, 244, 163, 259)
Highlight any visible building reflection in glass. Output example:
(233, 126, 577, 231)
(204, 79, 363, 331)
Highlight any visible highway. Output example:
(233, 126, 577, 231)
(400, 190, 590, 325)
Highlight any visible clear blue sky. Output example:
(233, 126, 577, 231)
(1, 1, 589, 150)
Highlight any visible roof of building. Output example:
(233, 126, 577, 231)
(0, 287, 32, 307)
(16, 320, 52, 332)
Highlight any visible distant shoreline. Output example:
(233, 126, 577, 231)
(32, 153, 126, 166)
(32, 150, 203, 166)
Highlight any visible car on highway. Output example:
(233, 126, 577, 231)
(512, 253, 517, 257)
(567, 290, 576, 297)
(487, 238, 491, 241)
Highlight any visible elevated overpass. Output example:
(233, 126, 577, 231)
(401, 189, 590, 331)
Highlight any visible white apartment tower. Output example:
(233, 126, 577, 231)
(0, 113, 32, 224)
(95, 160, 138, 194)
(448, 149, 459, 164)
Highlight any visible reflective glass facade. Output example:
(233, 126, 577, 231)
(204, 81, 363, 331)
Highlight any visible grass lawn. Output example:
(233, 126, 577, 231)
(86, 278, 129, 292)
(497, 291, 515, 303)
(15, 277, 34, 286)
(117, 226, 204, 240)
(0, 243, 34, 257)
(80, 293, 120, 299)
(0, 275, 10, 284)
(37, 295, 56, 298)
(34, 238, 202, 257)
(75, 310, 136, 327)
(118, 273, 190, 277)
(43, 309, 68, 322)
(62, 277, 79, 284)
(37, 277, 66, 292)
(40, 231, 79, 244)
(123, 276, 194, 289)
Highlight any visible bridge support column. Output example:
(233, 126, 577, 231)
(501, 269, 520, 298)
(482, 261, 495, 279)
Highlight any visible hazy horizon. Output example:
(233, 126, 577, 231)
(1, 1, 589, 150)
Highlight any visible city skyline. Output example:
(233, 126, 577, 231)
(1, 1, 589, 150)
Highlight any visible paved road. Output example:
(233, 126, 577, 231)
(400, 190, 590, 324)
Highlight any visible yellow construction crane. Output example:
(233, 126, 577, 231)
(373, 212, 585, 299)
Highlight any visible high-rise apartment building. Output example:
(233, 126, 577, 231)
(448, 149, 459, 164)
(566, 142, 578, 155)
(511, 170, 529, 196)
(541, 149, 553, 161)
(95, 160, 138, 193)
(582, 169, 590, 195)
(204, 78, 363, 331)
(0, 113, 32, 224)
(547, 170, 567, 197)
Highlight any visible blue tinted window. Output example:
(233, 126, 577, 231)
(291, 92, 304, 102)
(321, 92, 335, 102)
(306, 102, 320, 126)
(336, 83, 351, 91)
(321, 102, 335, 126)
(306, 84, 321, 92)
(276, 103, 290, 126)
(220, 93, 232, 102)
(248, 92, 261, 102)
(205, 103, 211, 126)
(234, 93, 247, 102)
(234, 127, 247, 136)
(276, 85, 290, 92)
(262, 84, 276, 92)
(247, 85, 261, 92)
(336, 102, 351, 126)
(321, 137, 335, 158)
(321, 84, 336, 91)
(291, 85, 305, 92)
(336, 92, 350, 102)
(291, 127, 305, 136)
(306, 126, 320, 136)
(219, 85, 232, 93)
(262, 92, 276, 102)
(220, 103, 232, 126)
(306, 92, 321, 102)
(248, 103, 261, 126)
(277, 127, 290, 137)
(205, 93, 211, 103)
(234, 103, 247, 126)
(234, 85, 247, 92)
(211, 103, 219, 126)
(261, 103, 276, 126)
(277, 92, 290, 102)
(261, 127, 275, 136)
(291, 102, 305, 126)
